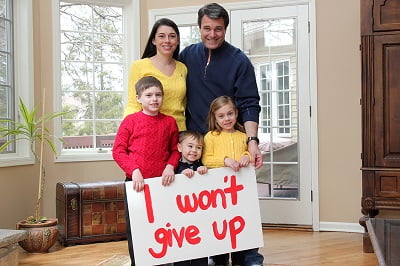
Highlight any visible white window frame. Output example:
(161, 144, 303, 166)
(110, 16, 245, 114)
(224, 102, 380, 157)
(52, 0, 140, 162)
(269, 59, 291, 137)
(0, 0, 35, 167)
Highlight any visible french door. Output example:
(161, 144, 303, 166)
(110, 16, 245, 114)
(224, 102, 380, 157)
(151, 1, 315, 226)
(231, 4, 312, 225)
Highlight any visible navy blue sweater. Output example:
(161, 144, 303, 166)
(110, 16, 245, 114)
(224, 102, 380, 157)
(179, 41, 260, 134)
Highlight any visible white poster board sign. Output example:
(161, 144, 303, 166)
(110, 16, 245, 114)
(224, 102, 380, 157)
(125, 166, 264, 265)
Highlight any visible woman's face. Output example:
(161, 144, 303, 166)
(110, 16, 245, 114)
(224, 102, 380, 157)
(214, 103, 238, 132)
(152, 25, 179, 56)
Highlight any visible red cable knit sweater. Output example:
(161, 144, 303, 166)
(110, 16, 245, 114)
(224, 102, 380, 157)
(112, 111, 180, 179)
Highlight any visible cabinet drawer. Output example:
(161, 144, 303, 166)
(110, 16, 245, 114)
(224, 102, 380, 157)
(375, 171, 400, 197)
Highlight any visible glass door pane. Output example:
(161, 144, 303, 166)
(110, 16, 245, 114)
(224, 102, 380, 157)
(242, 18, 299, 199)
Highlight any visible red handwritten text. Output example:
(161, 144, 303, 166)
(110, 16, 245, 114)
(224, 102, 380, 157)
(148, 222, 201, 258)
(144, 184, 154, 223)
(175, 175, 244, 213)
(212, 216, 245, 249)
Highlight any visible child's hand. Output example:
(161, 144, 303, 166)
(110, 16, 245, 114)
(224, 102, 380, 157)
(224, 157, 240, 172)
(197, 166, 208, 175)
(161, 164, 175, 186)
(131, 168, 145, 192)
(239, 154, 250, 168)
(182, 168, 195, 178)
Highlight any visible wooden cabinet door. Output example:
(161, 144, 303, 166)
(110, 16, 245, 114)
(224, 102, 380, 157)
(372, 0, 400, 32)
(374, 34, 400, 167)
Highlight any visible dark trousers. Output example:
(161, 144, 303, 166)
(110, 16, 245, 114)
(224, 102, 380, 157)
(173, 257, 208, 266)
(212, 248, 264, 266)
(212, 253, 229, 266)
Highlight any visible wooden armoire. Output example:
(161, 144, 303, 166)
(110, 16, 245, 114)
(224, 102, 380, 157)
(360, 0, 400, 252)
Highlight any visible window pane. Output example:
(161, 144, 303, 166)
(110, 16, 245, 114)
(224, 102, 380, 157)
(94, 33, 123, 62)
(60, 2, 123, 152)
(94, 91, 123, 119)
(0, 0, 13, 154)
(0, 85, 9, 116)
(61, 62, 93, 91)
(244, 17, 298, 198)
(284, 60, 289, 74)
(179, 25, 200, 50)
(93, 63, 123, 91)
(0, 19, 7, 51)
(60, 3, 92, 32)
(0, 53, 7, 83)
(0, 0, 5, 17)
(61, 32, 92, 61)
(95, 120, 119, 137)
(93, 6, 122, 33)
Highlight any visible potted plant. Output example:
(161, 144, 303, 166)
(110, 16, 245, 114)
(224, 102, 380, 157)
(0, 91, 68, 252)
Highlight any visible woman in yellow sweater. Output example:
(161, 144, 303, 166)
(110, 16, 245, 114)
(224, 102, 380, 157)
(124, 18, 187, 131)
(202, 95, 251, 172)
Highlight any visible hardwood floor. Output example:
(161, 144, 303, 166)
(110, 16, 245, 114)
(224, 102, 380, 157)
(19, 229, 378, 265)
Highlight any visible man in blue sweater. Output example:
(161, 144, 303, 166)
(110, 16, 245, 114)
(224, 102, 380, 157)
(179, 3, 264, 266)
(179, 2, 262, 171)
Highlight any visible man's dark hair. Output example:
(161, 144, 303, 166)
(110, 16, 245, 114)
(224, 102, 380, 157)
(198, 3, 229, 29)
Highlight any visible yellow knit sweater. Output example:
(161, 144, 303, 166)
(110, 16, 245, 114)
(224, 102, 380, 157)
(202, 130, 249, 168)
(124, 58, 188, 131)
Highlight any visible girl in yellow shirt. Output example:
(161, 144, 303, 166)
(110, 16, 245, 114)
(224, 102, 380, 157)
(202, 96, 251, 171)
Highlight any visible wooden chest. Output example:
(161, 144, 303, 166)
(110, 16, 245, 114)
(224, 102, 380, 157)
(56, 181, 127, 246)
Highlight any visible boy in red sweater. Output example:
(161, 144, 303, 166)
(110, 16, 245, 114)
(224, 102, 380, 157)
(112, 76, 180, 266)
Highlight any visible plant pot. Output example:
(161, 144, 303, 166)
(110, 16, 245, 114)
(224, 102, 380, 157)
(16, 218, 59, 253)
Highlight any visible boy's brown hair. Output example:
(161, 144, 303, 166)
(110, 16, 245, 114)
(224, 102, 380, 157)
(135, 76, 164, 96)
(178, 130, 204, 145)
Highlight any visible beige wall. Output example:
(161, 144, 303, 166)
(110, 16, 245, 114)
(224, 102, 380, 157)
(315, 0, 361, 223)
(0, 0, 362, 229)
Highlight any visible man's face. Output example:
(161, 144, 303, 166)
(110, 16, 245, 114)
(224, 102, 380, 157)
(200, 15, 226, 50)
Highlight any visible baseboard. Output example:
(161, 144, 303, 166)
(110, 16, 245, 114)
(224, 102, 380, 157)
(319, 222, 364, 233)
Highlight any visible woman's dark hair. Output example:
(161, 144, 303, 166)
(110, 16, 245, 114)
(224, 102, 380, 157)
(141, 18, 180, 60)
(198, 3, 229, 29)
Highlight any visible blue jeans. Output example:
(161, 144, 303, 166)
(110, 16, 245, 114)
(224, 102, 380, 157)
(212, 248, 264, 266)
